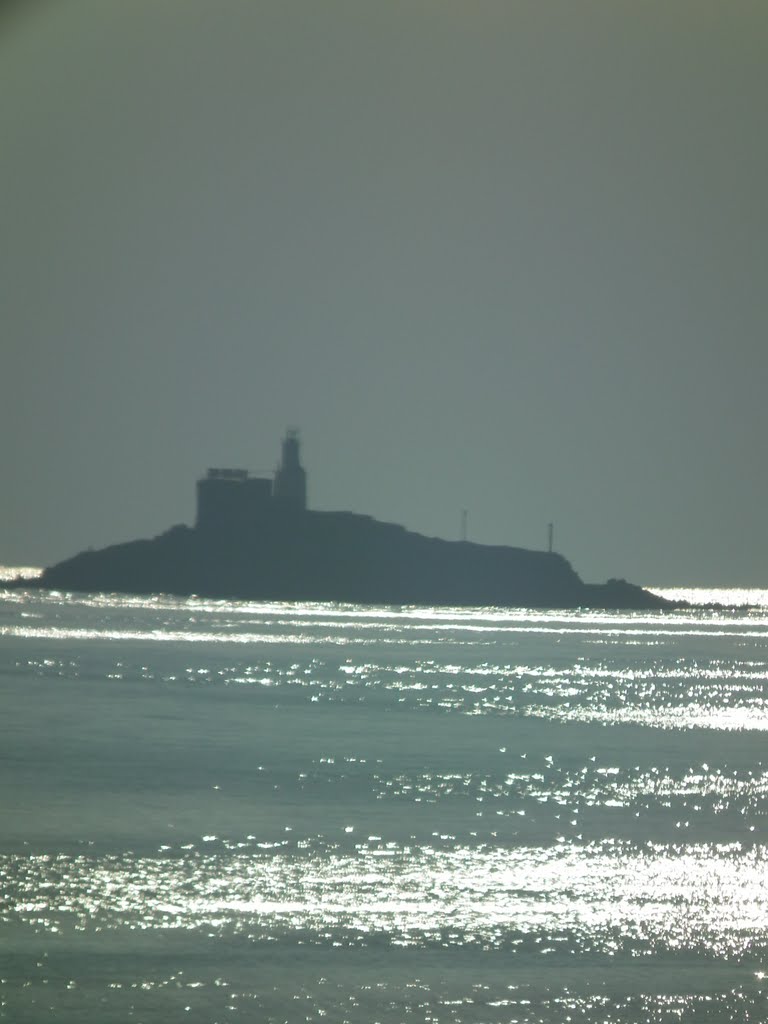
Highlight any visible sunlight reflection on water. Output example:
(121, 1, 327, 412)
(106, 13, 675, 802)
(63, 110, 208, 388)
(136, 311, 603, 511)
(6, 839, 767, 959)
(3, 583, 768, 1022)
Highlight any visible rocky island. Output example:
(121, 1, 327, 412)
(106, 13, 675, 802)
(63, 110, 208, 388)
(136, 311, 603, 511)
(37, 432, 668, 610)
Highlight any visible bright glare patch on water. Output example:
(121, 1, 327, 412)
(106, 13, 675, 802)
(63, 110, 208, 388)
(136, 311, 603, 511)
(0, 564, 42, 581)
(5, 838, 767, 959)
(649, 586, 768, 608)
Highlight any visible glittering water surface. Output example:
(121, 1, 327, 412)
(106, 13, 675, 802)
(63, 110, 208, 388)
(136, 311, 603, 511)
(2, 583, 768, 1022)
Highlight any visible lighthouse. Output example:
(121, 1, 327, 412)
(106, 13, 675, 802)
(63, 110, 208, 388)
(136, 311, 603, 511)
(273, 429, 307, 510)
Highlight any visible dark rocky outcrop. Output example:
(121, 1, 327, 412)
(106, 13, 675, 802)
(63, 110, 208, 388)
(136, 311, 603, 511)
(35, 508, 670, 610)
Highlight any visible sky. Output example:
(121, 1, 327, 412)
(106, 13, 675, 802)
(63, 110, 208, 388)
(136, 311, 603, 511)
(1, 0, 767, 586)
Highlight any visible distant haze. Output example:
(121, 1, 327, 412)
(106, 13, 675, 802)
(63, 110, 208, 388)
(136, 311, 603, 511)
(2, 1, 766, 585)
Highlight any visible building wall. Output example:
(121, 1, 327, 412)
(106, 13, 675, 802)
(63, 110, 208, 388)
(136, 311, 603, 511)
(196, 474, 272, 531)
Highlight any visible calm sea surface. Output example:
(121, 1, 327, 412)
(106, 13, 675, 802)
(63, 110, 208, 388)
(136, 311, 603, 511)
(2, 573, 768, 1022)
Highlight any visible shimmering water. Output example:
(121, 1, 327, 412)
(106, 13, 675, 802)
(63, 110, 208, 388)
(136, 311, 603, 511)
(2, 579, 768, 1022)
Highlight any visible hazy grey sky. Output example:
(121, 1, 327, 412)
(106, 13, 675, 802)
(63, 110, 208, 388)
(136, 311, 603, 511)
(2, 1, 766, 585)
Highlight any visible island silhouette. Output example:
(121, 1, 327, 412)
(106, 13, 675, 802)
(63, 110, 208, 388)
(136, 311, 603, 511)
(38, 432, 668, 610)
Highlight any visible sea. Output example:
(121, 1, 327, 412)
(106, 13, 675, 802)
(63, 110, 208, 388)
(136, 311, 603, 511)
(1, 568, 767, 1023)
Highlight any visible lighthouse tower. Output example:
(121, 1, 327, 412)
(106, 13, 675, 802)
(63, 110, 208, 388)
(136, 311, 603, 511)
(273, 429, 307, 510)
